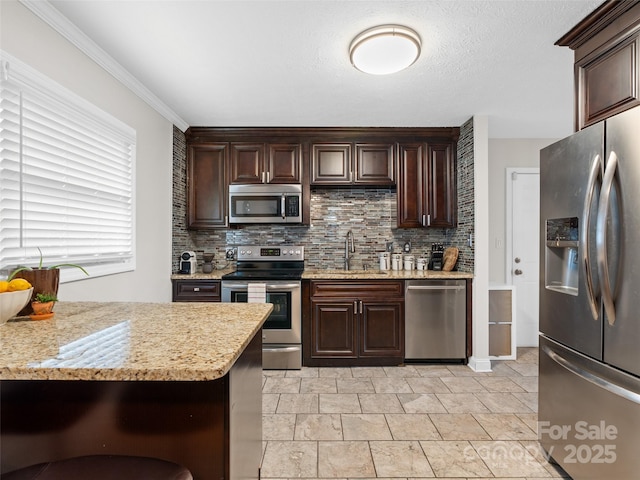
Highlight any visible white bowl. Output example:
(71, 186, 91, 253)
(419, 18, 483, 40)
(0, 288, 34, 324)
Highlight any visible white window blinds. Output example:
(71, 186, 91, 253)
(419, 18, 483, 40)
(0, 52, 136, 281)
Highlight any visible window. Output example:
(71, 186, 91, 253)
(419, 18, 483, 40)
(0, 51, 136, 281)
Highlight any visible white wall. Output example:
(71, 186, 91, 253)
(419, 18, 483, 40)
(487, 138, 557, 283)
(1, 1, 174, 302)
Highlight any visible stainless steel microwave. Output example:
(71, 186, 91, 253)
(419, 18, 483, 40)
(228, 184, 302, 224)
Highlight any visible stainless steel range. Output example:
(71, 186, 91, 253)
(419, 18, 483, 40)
(221, 245, 304, 370)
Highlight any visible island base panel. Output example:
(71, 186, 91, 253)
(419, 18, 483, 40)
(1, 333, 262, 480)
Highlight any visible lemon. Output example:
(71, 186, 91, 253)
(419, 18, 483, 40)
(7, 278, 32, 291)
(0, 280, 8, 293)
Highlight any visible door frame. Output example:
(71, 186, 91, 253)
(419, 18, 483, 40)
(505, 167, 540, 284)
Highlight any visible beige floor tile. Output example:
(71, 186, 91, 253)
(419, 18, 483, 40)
(336, 378, 375, 394)
(294, 413, 343, 440)
(385, 413, 441, 440)
(475, 393, 532, 413)
(519, 440, 571, 478)
(263, 413, 296, 440)
(277, 393, 319, 413)
(513, 392, 538, 412)
(372, 377, 413, 393)
(358, 393, 404, 413)
(319, 393, 362, 413)
(476, 376, 526, 393)
(420, 440, 492, 477)
(261, 440, 318, 478)
(301, 377, 338, 393)
(506, 362, 539, 377)
(351, 367, 389, 378)
(369, 441, 434, 477)
(342, 413, 392, 440)
(405, 377, 452, 394)
(319, 367, 354, 378)
(473, 413, 537, 440)
(396, 393, 447, 413)
(263, 377, 301, 393)
(516, 413, 539, 433)
(470, 440, 552, 478)
(429, 413, 491, 441)
(489, 362, 520, 377)
(413, 365, 455, 377)
(383, 365, 421, 377)
(440, 376, 487, 393)
(516, 347, 539, 364)
(511, 376, 539, 392)
(263, 370, 286, 377)
(263, 393, 280, 414)
(446, 364, 480, 377)
(318, 441, 376, 478)
(436, 393, 491, 413)
(285, 367, 319, 378)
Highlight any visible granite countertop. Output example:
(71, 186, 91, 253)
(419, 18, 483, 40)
(172, 268, 473, 280)
(0, 302, 273, 382)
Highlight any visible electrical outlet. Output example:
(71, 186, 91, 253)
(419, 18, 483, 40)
(403, 241, 411, 253)
(226, 248, 235, 260)
(386, 242, 393, 252)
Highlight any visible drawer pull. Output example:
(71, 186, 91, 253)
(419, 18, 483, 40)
(193, 287, 200, 292)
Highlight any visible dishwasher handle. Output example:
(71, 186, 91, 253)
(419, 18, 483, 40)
(406, 285, 465, 291)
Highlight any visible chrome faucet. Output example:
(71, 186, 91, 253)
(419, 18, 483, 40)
(344, 230, 355, 270)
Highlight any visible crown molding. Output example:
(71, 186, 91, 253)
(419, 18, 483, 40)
(19, 0, 190, 132)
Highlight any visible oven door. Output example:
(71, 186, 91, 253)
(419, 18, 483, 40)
(221, 281, 301, 344)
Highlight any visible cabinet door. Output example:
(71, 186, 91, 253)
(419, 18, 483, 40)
(268, 143, 301, 183)
(229, 143, 265, 184)
(359, 301, 404, 358)
(310, 300, 357, 358)
(311, 144, 352, 185)
(187, 143, 227, 229)
(354, 143, 395, 185)
(425, 142, 457, 228)
(397, 143, 425, 228)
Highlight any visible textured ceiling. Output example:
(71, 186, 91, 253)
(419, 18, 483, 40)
(48, 0, 603, 138)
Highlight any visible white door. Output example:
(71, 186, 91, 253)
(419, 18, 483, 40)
(506, 168, 540, 347)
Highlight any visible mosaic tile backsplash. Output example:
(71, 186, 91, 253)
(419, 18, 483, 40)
(172, 120, 475, 273)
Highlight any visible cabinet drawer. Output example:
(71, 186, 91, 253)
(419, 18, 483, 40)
(310, 281, 404, 298)
(172, 280, 221, 302)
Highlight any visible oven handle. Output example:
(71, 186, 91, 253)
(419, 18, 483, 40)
(222, 282, 301, 290)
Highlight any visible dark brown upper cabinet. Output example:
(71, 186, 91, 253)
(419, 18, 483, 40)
(311, 142, 394, 186)
(557, 0, 640, 130)
(229, 142, 301, 184)
(187, 143, 228, 229)
(397, 141, 457, 229)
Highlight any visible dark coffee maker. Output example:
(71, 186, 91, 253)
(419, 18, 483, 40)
(428, 243, 444, 270)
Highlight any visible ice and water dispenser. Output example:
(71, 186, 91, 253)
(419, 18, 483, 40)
(545, 217, 579, 295)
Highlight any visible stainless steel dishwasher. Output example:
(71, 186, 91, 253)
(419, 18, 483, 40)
(405, 280, 466, 360)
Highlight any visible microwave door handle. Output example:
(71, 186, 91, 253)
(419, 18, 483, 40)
(596, 151, 618, 326)
(281, 194, 286, 219)
(582, 153, 602, 321)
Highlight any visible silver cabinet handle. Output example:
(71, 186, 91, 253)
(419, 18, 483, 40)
(582, 153, 602, 321)
(596, 151, 617, 326)
(422, 214, 426, 226)
(193, 287, 200, 292)
(359, 300, 363, 315)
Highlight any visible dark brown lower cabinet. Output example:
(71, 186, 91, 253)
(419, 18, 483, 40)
(304, 280, 404, 366)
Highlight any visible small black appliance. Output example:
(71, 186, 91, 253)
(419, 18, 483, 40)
(428, 243, 444, 271)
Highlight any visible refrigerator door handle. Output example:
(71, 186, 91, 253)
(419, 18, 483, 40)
(596, 151, 618, 326)
(543, 343, 640, 405)
(582, 153, 602, 321)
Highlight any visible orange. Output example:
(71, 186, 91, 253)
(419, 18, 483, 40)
(0, 280, 8, 293)
(7, 278, 32, 291)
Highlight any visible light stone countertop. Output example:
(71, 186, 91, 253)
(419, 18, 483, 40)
(171, 268, 473, 280)
(0, 302, 273, 382)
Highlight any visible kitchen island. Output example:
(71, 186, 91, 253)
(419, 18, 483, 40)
(0, 301, 273, 479)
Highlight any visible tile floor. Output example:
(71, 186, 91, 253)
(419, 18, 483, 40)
(261, 348, 570, 480)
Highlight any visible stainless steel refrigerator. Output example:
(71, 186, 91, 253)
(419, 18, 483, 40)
(539, 105, 640, 479)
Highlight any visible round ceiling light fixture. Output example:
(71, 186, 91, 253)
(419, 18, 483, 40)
(349, 25, 421, 75)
